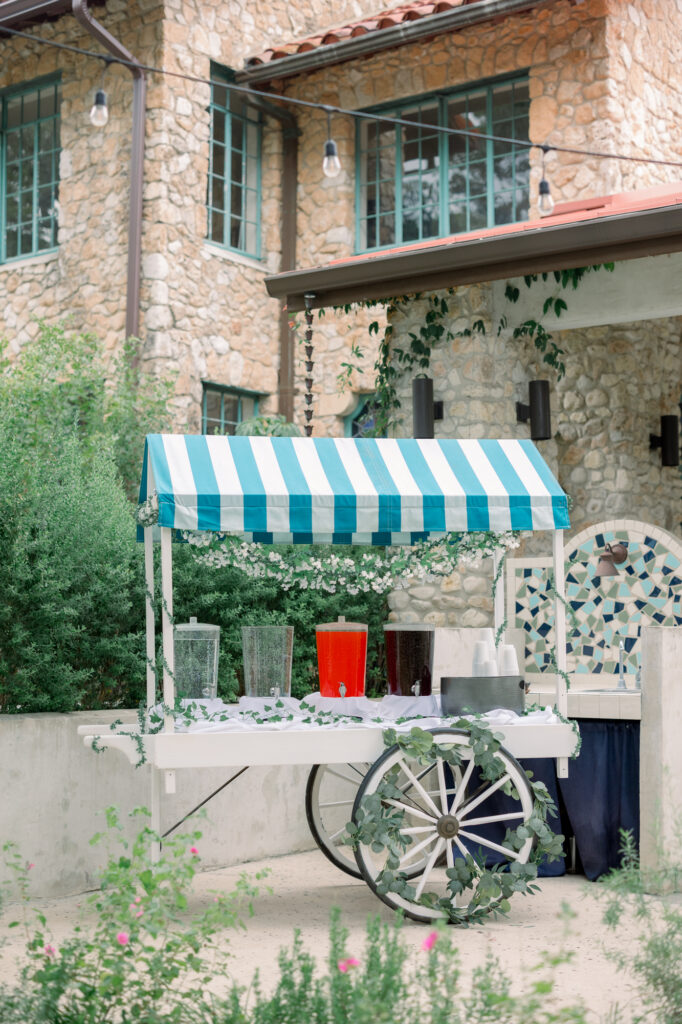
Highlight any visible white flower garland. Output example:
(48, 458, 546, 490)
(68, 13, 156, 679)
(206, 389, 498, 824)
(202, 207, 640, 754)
(184, 531, 522, 596)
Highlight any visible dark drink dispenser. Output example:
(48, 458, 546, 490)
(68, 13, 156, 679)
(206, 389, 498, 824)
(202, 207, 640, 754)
(383, 623, 434, 696)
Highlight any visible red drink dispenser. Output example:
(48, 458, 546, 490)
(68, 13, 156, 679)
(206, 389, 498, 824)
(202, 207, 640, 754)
(316, 616, 368, 697)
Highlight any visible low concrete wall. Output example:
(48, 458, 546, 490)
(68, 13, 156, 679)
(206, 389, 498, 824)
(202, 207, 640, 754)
(0, 711, 314, 898)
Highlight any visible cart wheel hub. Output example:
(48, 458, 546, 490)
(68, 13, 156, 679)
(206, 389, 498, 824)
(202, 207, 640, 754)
(436, 814, 460, 839)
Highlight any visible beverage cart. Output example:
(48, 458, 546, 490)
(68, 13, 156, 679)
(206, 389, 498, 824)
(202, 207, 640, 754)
(80, 434, 577, 923)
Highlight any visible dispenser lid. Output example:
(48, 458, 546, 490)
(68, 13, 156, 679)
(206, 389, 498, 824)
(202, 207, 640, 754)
(316, 615, 367, 632)
(175, 616, 220, 636)
(383, 623, 435, 631)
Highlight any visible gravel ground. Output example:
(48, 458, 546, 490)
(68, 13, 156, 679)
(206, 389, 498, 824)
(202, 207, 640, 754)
(0, 849, 646, 1021)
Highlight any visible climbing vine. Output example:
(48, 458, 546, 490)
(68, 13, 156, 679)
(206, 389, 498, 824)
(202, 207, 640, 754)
(333, 263, 615, 433)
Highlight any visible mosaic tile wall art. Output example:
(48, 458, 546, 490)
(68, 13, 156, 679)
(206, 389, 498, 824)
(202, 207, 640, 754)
(509, 521, 682, 678)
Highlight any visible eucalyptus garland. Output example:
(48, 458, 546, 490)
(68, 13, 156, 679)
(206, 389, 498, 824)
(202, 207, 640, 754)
(185, 530, 521, 595)
(344, 723, 564, 926)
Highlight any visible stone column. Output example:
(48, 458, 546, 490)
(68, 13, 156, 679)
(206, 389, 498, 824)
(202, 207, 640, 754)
(639, 626, 682, 884)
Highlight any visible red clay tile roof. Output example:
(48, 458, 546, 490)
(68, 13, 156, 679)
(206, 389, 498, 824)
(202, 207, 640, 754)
(247, 0, 521, 67)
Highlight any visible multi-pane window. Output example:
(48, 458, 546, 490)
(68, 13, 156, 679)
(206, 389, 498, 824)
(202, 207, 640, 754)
(1, 77, 60, 263)
(202, 383, 262, 435)
(357, 76, 529, 251)
(207, 66, 261, 258)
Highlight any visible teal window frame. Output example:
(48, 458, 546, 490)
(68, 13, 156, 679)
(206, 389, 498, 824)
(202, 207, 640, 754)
(356, 73, 529, 253)
(207, 65, 262, 259)
(201, 382, 265, 435)
(1, 75, 60, 264)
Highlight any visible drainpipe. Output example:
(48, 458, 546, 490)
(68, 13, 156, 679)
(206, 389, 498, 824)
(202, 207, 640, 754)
(245, 93, 299, 422)
(72, 0, 146, 341)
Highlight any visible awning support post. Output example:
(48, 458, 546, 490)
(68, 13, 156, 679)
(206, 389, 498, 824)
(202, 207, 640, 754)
(144, 527, 156, 709)
(160, 527, 175, 733)
(553, 529, 569, 778)
(493, 547, 505, 642)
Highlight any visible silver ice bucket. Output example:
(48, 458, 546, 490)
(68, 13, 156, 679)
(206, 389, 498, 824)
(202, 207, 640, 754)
(440, 675, 527, 716)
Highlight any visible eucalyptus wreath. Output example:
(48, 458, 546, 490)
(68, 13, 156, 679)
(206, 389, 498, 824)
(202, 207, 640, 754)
(344, 723, 564, 925)
(185, 530, 521, 595)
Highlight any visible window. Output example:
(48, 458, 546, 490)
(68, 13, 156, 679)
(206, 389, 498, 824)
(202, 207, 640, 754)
(1, 77, 60, 263)
(344, 394, 384, 437)
(207, 65, 261, 258)
(202, 383, 263, 435)
(357, 76, 529, 251)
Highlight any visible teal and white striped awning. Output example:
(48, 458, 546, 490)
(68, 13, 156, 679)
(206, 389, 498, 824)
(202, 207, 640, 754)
(139, 434, 569, 544)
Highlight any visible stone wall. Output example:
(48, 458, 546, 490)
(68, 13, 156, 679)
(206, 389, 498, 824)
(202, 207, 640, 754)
(386, 282, 682, 628)
(1, 0, 681, 436)
(0, 0, 384, 429)
(280, 0, 682, 435)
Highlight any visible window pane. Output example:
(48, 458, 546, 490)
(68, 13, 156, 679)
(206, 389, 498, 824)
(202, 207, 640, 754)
(204, 390, 222, 433)
(207, 67, 261, 257)
(358, 77, 528, 250)
(6, 229, 18, 258)
(241, 396, 255, 420)
(2, 82, 60, 263)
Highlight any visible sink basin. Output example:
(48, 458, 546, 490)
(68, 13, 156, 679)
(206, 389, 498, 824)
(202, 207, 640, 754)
(578, 688, 640, 695)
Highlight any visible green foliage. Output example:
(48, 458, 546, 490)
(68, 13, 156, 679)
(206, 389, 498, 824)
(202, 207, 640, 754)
(596, 829, 682, 1024)
(170, 545, 388, 701)
(0, 429, 145, 711)
(0, 808, 260, 1024)
(0, 837, 590, 1024)
(0, 321, 174, 712)
(345, 724, 564, 925)
(235, 415, 302, 437)
(0, 321, 174, 498)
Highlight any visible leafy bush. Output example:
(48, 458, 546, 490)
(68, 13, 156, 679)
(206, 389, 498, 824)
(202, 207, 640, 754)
(0, 321, 174, 498)
(0, 321, 388, 712)
(0, 819, 589, 1024)
(171, 545, 388, 701)
(0, 809, 260, 1024)
(597, 829, 682, 1024)
(0, 429, 145, 711)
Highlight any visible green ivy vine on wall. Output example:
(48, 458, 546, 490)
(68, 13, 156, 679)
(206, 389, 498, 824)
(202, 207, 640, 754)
(332, 263, 615, 435)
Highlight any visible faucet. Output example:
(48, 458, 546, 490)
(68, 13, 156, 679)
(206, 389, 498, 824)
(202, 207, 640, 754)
(617, 640, 627, 690)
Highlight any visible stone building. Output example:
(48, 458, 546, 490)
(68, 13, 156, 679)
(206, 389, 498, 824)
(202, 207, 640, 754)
(1, 0, 680, 566)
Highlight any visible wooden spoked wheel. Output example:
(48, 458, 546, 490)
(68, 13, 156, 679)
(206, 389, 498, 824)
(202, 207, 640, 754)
(305, 763, 370, 878)
(306, 760, 451, 880)
(352, 729, 535, 923)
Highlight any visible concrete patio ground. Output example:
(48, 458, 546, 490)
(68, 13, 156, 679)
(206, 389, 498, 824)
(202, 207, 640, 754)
(0, 847, 647, 1020)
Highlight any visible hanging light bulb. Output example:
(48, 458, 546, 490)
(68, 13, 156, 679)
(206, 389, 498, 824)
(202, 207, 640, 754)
(89, 88, 108, 127)
(322, 109, 341, 178)
(538, 145, 554, 216)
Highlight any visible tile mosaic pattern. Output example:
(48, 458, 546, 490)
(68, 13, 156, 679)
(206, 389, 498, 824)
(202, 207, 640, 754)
(512, 524, 682, 677)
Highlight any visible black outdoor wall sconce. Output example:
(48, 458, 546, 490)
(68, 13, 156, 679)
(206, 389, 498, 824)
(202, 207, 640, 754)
(649, 415, 680, 467)
(412, 377, 442, 438)
(516, 380, 552, 441)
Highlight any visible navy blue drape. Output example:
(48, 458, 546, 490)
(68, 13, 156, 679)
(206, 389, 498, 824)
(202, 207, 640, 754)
(557, 719, 640, 880)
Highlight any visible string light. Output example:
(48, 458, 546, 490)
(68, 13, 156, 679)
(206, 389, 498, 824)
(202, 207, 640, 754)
(2, 24, 682, 173)
(322, 108, 341, 178)
(538, 145, 555, 217)
(88, 57, 112, 127)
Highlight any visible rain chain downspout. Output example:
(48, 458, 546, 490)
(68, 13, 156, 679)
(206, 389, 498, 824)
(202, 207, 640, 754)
(72, 0, 146, 341)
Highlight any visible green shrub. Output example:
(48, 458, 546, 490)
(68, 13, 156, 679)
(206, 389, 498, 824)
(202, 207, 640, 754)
(0, 820, 589, 1024)
(0, 429, 145, 712)
(171, 545, 388, 702)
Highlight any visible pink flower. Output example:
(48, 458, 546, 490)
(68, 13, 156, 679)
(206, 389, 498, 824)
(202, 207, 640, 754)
(44, 944, 55, 957)
(421, 931, 438, 952)
(337, 957, 360, 973)
(190, 847, 199, 856)
(116, 932, 129, 946)
(134, 896, 142, 904)
(27, 863, 35, 871)
(135, 910, 144, 919)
